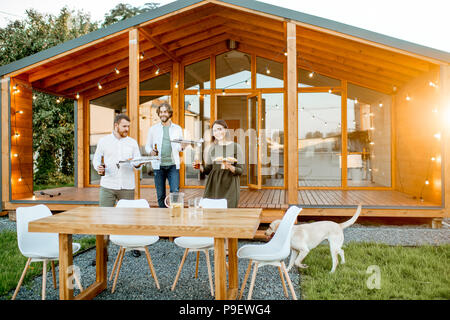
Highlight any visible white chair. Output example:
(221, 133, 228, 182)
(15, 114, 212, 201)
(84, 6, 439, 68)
(237, 206, 302, 300)
(12, 204, 83, 300)
(109, 199, 160, 293)
(171, 198, 227, 296)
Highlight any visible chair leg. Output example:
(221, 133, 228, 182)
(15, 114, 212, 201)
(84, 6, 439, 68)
(111, 247, 125, 293)
(204, 250, 214, 296)
(42, 260, 47, 300)
(281, 261, 297, 300)
(109, 247, 122, 281)
(239, 260, 252, 300)
(278, 266, 289, 298)
(247, 261, 259, 300)
(12, 258, 32, 300)
(51, 261, 57, 289)
(171, 248, 189, 291)
(194, 251, 200, 279)
(144, 247, 160, 289)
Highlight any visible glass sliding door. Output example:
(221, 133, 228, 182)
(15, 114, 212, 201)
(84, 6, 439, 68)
(347, 83, 391, 187)
(184, 94, 210, 186)
(89, 88, 127, 185)
(298, 92, 342, 187)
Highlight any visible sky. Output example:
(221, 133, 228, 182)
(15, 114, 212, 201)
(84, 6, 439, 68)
(0, 0, 449, 52)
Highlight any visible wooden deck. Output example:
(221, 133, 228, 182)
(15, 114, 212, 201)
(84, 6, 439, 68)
(5, 187, 447, 233)
(12, 186, 440, 209)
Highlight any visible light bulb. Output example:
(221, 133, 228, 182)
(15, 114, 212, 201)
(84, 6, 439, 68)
(434, 133, 441, 140)
(222, 89, 226, 95)
(425, 180, 430, 185)
(175, 81, 179, 88)
(76, 93, 80, 99)
(266, 66, 270, 74)
(13, 153, 18, 157)
(115, 68, 120, 74)
(308, 72, 314, 78)
(98, 83, 102, 90)
(18, 177, 22, 182)
(379, 103, 383, 107)
(406, 95, 411, 101)
(155, 68, 160, 75)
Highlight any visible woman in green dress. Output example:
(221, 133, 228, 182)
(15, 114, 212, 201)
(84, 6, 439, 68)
(193, 119, 244, 208)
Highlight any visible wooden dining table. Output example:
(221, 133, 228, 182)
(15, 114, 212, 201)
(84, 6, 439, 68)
(28, 206, 262, 300)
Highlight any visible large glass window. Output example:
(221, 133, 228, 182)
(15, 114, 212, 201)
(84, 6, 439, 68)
(139, 95, 171, 186)
(298, 68, 340, 88)
(298, 92, 342, 187)
(140, 72, 171, 90)
(184, 95, 211, 186)
(216, 51, 251, 89)
(256, 57, 283, 88)
(89, 88, 127, 185)
(261, 93, 284, 187)
(347, 83, 391, 187)
(185, 59, 210, 90)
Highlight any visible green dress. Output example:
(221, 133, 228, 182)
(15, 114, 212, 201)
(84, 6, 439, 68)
(203, 142, 244, 208)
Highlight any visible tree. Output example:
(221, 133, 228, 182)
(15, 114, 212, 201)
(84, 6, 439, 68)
(0, 8, 98, 187)
(102, 3, 160, 27)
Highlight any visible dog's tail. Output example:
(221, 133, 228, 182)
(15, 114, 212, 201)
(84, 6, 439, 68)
(339, 204, 362, 229)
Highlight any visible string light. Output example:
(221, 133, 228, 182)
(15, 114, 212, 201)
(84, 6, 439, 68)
(222, 89, 226, 95)
(175, 81, 179, 88)
(434, 133, 441, 140)
(13, 153, 18, 157)
(379, 103, 383, 108)
(308, 72, 314, 78)
(56, 97, 61, 104)
(76, 93, 80, 99)
(406, 95, 411, 101)
(15, 110, 24, 114)
(265, 66, 271, 74)
(98, 82, 102, 90)
(15, 132, 20, 137)
(18, 177, 23, 182)
(354, 98, 358, 104)
(155, 68, 160, 75)
(425, 180, 430, 185)
(115, 67, 120, 74)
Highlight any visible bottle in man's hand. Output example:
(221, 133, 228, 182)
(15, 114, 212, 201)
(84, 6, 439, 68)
(99, 156, 106, 176)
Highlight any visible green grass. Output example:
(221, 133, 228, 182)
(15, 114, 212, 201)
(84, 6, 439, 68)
(298, 242, 450, 300)
(33, 183, 74, 192)
(0, 231, 95, 297)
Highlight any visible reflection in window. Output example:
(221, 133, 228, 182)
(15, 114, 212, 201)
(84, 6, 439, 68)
(347, 84, 391, 187)
(89, 88, 127, 185)
(298, 92, 342, 187)
(185, 59, 210, 90)
(261, 93, 284, 187)
(298, 68, 340, 88)
(256, 57, 283, 88)
(140, 73, 171, 90)
(139, 95, 171, 186)
(216, 51, 251, 89)
(184, 95, 210, 186)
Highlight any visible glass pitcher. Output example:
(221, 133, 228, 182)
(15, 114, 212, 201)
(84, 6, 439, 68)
(164, 192, 184, 214)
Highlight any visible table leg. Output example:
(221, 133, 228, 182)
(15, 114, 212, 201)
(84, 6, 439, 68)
(96, 235, 108, 285)
(214, 238, 227, 300)
(227, 238, 239, 299)
(58, 234, 73, 300)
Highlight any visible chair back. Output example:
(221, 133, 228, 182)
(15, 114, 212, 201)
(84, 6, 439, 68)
(199, 198, 227, 209)
(116, 199, 150, 208)
(16, 205, 59, 255)
(267, 206, 302, 258)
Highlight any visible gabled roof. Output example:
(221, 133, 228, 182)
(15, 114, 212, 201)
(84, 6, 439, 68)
(0, 0, 448, 97)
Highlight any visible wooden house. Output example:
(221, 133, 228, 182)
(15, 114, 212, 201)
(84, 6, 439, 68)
(1, 0, 449, 232)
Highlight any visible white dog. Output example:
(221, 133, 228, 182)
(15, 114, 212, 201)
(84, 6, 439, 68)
(265, 205, 362, 273)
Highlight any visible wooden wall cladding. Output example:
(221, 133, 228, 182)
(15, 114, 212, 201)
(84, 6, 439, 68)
(10, 78, 33, 200)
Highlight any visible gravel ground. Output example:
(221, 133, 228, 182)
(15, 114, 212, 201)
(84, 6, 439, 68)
(1, 215, 449, 300)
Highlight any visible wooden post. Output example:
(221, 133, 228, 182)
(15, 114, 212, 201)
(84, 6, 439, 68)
(76, 95, 84, 188)
(286, 22, 298, 204)
(129, 29, 140, 199)
(442, 65, 450, 217)
(341, 80, 348, 188)
(1, 77, 10, 205)
(59, 234, 73, 300)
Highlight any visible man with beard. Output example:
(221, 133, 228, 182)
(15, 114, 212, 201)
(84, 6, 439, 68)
(92, 113, 143, 260)
(145, 102, 186, 208)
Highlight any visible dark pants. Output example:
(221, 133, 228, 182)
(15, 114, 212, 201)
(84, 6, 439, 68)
(154, 165, 180, 208)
